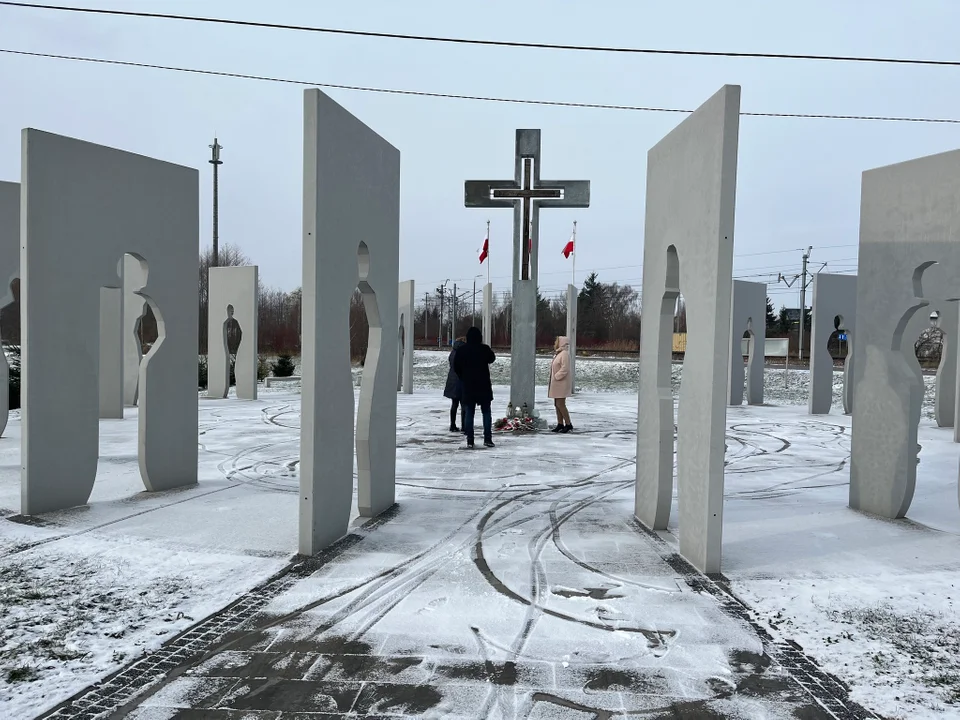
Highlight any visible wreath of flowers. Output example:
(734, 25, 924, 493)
(494, 416, 538, 433)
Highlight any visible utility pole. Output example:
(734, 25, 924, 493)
(438, 288, 444, 348)
(778, 246, 815, 364)
(209, 138, 223, 267)
(798, 246, 812, 364)
(438, 280, 449, 348)
(452, 283, 458, 343)
(424, 292, 429, 342)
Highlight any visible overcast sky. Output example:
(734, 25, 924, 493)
(2, 0, 959, 308)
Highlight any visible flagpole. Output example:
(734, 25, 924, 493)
(572, 220, 577, 287)
(486, 219, 490, 286)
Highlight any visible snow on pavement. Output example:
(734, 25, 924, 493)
(0, 350, 955, 718)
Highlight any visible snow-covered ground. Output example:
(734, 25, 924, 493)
(411, 348, 941, 418)
(0, 350, 955, 718)
(718, 403, 959, 718)
(0, 397, 347, 717)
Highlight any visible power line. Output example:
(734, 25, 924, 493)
(2, 48, 960, 124)
(734, 243, 858, 259)
(3, 2, 960, 69)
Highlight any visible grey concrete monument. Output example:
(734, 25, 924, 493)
(397, 280, 414, 394)
(465, 131, 590, 411)
(566, 284, 578, 393)
(20, 129, 199, 515)
(728, 280, 766, 406)
(934, 303, 958, 429)
(98, 288, 123, 419)
(301, 89, 400, 555)
(808, 273, 857, 415)
(123, 254, 148, 407)
(0, 181, 18, 438)
(0, 183, 125, 426)
(850, 148, 960, 519)
(482, 282, 493, 346)
(635, 85, 741, 574)
(207, 265, 259, 401)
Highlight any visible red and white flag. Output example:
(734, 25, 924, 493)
(478, 235, 489, 264)
(561, 235, 575, 259)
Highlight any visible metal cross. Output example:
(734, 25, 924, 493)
(465, 129, 590, 281)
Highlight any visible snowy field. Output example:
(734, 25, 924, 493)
(410, 348, 941, 419)
(0, 350, 955, 718)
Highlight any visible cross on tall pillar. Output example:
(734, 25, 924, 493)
(465, 129, 590, 411)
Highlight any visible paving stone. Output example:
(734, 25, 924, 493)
(38, 498, 883, 720)
(221, 679, 362, 713)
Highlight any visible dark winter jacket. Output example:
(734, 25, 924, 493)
(453, 327, 495, 404)
(443, 339, 466, 400)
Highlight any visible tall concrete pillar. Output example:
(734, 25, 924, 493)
(300, 88, 399, 555)
(398, 279, 414, 394)
(728, 280, 766, 406)
(566, 284, 578, 393)
(635, 84, 740, 575)
(850, 147, 960, 519)
(954, 306, 960, 442)
(482, 282, 492, 346)
(808, 273, 857, 415)
(208, 265, 259, 401)
(935, 302, 957, 428)
(99, 287, 123, 419)
(0, 181, 20, 439)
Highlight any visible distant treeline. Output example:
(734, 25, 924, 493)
(0, 252, 943, 366)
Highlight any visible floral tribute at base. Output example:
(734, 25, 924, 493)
(493, 416, 538, 433)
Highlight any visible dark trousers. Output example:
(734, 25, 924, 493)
(464, 400, 492, 443)
(450, 399, 465, 428)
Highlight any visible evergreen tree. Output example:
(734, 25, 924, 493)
(578, 272, 606, 344)
(272, 354, 296, 377)
(535, 289, 559, 345)
(777, 306, 790, 334)
(765, 297, 777, 331)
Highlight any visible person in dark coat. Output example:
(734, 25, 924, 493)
(443, 337, 466, 432)
(453, 326, 496, 448)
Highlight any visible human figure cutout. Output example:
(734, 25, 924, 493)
(217, 303, 241, 397)
(224, 303, 243, 355)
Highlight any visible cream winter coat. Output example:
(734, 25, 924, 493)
(548, 337, 573, 399)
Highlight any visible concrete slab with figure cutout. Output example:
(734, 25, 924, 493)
(301, 89, 400, 555)
(20, 129, 199, 515)
(851, 148, 960, 519)
(809, 273, 857, 415)
(728, 280, 765, 406)
(207, 265, 259, 401)
(0, 182, 123, 426)
(635, 85, 740, 574)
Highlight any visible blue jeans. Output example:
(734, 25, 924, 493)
(464, 401, 492, 444)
